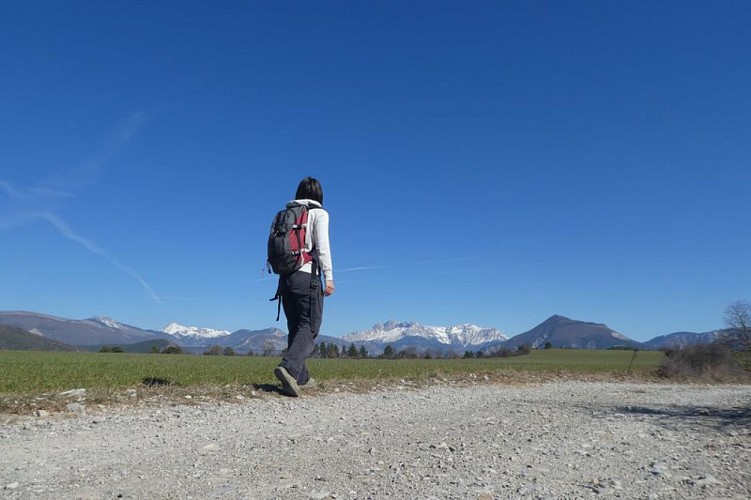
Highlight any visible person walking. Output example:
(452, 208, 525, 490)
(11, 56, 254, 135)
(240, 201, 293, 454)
(273, 177, 334, 397)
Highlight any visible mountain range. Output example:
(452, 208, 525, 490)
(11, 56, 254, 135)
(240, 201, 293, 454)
(342, 321, 506, 348)
(0, 310, 723, 355)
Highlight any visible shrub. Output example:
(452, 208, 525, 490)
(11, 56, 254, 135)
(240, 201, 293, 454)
(161, 345, 183, 355)
(657, 343, 748, 381)
(491, 347, 514, 358)
(484, 343, 531, 358)
(398, 347, 419, 359)
(99, 346, 124, 353)
(516, 344, 531, 355)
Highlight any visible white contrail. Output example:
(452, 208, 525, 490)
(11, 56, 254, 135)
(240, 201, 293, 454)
(34, 212, 105, 255)
(336, 266, 387, 273)
(0, 113, 160, 302)
(32, 212, 161, 302)
(40, 111, 147, 192)
(30, 187, 74, 198)
(116, 263, 161, 303)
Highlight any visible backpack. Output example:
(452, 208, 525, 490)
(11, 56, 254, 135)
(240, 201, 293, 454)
(267, 202, 318, 275)
(267, 202, 320, 320)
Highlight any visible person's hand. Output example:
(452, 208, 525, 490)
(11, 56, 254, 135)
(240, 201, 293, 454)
(324, 280, 335, 296)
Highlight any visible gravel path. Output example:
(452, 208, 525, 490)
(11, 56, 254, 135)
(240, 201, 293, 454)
(1, 381, 750, 499)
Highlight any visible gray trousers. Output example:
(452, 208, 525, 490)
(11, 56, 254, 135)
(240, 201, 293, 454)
(279, 270, 323, 385)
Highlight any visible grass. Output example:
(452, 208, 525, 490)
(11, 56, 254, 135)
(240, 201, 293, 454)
(309, 349, 664, 380)
(0, 348, 664, 414)
(0, 351, 280, 393)
(1, 348, 661, 394)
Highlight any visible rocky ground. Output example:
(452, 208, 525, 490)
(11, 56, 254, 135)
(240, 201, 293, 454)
(1, 380, 750, 499)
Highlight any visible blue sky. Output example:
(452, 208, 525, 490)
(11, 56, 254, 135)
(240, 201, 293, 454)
(1, 1, 749, 341)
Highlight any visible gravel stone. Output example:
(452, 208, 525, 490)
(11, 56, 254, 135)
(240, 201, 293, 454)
(58, 388, 87, 398)
(65, 403, 86, 416)
(0, 381, 750, 499)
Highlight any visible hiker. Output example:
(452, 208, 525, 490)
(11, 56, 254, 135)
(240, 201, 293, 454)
(271, 177, 334, 397)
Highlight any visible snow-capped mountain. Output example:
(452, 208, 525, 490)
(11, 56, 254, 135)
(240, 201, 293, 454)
(162, 322, 231, 339)
(446, 324, 508, 345)
(91, 317, 125, 329)
(342, 320, 507, 347)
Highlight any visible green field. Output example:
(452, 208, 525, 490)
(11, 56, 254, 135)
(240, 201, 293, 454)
(0, 349, 664, 396)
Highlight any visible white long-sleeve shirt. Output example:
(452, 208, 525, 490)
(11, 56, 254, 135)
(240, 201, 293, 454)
(289, 199, 333, 283)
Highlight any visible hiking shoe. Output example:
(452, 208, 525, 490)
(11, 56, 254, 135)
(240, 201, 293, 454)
(300, 377, 317, 389)
(274, 366, 301, 397)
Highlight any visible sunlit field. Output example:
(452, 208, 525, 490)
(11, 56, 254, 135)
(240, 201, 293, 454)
(0, 349, 664, 396)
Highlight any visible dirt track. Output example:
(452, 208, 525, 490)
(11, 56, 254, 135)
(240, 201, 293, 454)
(1, 381, 750, 499)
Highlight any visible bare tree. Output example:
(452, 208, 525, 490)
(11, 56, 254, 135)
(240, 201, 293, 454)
(204, 345, 222, 356)
(722, 300, 751, 351)
(263, 340, 276, 357)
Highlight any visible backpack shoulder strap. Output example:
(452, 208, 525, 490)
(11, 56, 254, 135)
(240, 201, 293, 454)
(305, 205, 323, 278)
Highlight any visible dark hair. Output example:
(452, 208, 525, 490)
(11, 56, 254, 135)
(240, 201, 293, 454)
(295, 177, 324, 205)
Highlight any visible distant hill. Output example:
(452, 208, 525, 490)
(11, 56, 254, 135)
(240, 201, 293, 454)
(641, 330, 722, 350)
(502, 315, 642, 350)
(0, 325, 78, 351)
(0, 311, 163, 346)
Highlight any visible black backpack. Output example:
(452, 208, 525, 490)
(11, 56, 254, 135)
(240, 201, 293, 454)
(267, 202, 320, 320)
(267, 202, 318, 275)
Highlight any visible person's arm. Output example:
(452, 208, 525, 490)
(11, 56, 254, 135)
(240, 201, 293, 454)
(313, 210, 335, 296)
